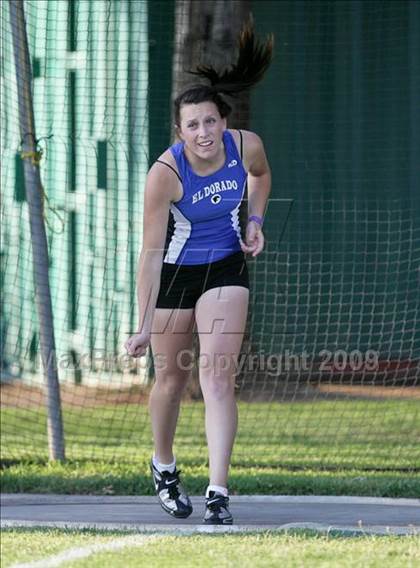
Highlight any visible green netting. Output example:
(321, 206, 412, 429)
(1, 0, 419, 472)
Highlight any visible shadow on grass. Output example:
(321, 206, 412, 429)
(1, 460, 419, 498)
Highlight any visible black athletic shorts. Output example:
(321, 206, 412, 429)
(156, 251, 249, 309)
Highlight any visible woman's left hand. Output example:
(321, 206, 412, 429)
(241, 221, 265, 257)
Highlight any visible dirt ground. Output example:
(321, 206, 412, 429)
(1, 380, 419, 409)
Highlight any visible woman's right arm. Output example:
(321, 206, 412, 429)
(125, 161, 178, 358)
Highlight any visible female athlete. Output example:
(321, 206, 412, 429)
(125, 21, 273, 524)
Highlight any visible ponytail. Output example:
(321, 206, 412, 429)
(189, 18, 274, 96)
(174, 18, 274, 125)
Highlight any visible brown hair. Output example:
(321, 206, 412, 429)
(174, 18, 274, 126)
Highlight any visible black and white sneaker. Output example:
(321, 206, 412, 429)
(150, 460, 193, 519)
(203, 491, 233, 525)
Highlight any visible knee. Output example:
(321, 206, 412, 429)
(200, 372, 235, 401)
(154, 373, 188, 403)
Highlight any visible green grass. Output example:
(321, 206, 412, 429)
(2, 400, 419, 497)
(0, 528, 122, 567)
(1, 529, 419, 568)
(1, 459, 419, 497)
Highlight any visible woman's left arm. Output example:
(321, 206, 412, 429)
(241, 131, 271, 257)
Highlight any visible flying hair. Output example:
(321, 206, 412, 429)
(189, 17, 274, 96)
(174, 18, 274, 125)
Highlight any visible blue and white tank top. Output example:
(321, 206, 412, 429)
(164, 130, 247, 265)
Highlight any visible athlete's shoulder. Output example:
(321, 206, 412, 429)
(239, 129, 264, 146)
(228, 128, 263, 150)
(149, 148, 178, 177)
(147, 149, 182, 203)
(227, 129, 265, 170)
(158, 146, 179, 166)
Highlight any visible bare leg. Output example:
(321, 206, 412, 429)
(149, 308, 195, 464)
(195, 286, 249, 487)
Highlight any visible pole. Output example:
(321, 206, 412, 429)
(8, 0, 65, 461)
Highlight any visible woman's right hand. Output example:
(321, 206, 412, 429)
(124, 332, 151, 358)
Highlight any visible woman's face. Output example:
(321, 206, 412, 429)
(177, 101, 226, 161)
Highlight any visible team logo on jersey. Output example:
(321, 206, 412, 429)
(228, 160, 237, 168)
(192, 179, 238, 204)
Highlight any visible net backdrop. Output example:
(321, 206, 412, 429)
(1, 0, 419, 473)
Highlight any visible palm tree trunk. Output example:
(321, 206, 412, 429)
(172, 0, 251, 132)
